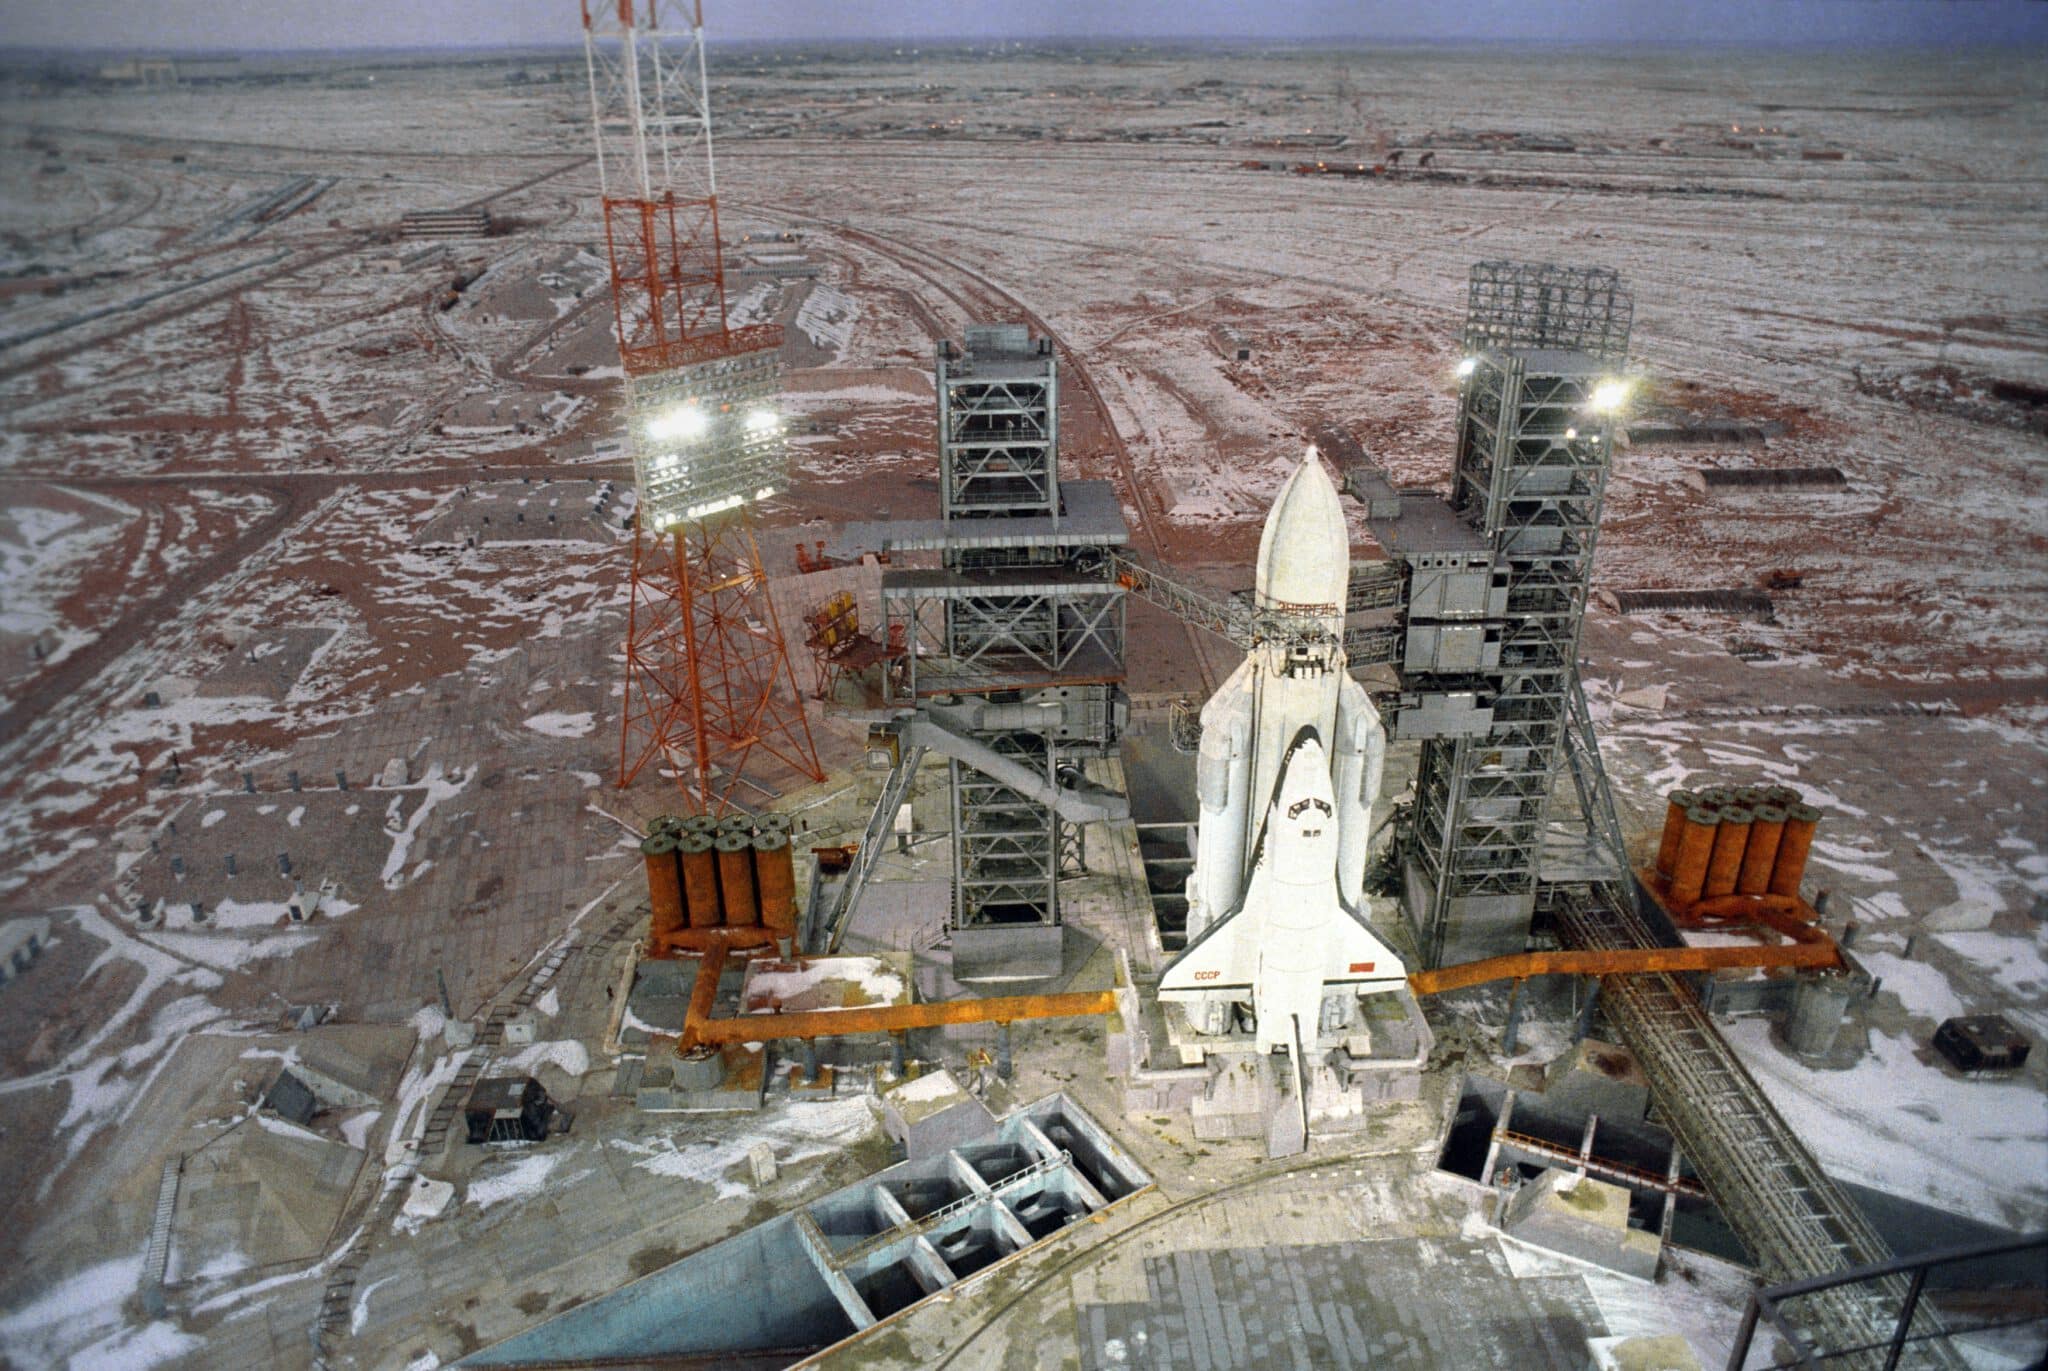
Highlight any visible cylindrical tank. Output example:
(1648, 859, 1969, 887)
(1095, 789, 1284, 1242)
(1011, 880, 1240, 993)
(681, 814, 719, 839)
(647, 813, 683, 838)
(1669, 805, 1720, 906)
(717, 814, 755, 841)
(754, 831, 797, 935)
(715, 832, 758, 925)
(1655, 789, 1697, 878)
(1734, 785, 1770, 808)
(1770, 803, 1822, 900)
(680, 834, 720, 929)
(1696, 785, 1734, 808)
(1787, 974, 1853, 1058)
(1763, 784, 1801, 809)
(673, 1045, 726, 1090)
(755, 812, 793, 838)
(642, 833, 684, 940)
(1703, 806, 1753, 899)
(1739, 804, 1787, 896)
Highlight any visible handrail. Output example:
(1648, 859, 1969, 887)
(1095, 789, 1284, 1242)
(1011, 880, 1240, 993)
(1728, 1231, 2046, 1371)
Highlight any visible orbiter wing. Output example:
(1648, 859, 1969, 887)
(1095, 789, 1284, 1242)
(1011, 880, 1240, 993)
(1156, 856, 1407, 998)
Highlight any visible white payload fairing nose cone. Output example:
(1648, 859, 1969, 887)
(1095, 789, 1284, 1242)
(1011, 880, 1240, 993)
(1254, 450, 1349, 613)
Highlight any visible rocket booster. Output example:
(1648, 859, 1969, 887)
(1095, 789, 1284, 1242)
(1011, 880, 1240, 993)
(1157, 452, 1403, 1053)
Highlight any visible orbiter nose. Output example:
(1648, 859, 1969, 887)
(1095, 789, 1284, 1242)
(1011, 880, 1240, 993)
(1253, 448, 1349, 615)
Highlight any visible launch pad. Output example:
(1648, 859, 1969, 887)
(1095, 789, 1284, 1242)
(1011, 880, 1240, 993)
(6, 32, 2044, 1371)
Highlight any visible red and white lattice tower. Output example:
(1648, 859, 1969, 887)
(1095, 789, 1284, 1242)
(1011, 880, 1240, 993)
(580, 0, 822, 811)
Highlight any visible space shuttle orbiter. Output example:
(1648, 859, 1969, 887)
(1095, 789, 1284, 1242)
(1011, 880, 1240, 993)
(1156, 451, 1406, 1055)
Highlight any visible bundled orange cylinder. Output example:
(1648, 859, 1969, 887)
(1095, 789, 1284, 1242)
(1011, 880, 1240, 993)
(680, 834, 721, 928)
(1669, 805, 1721, 905)
(754, 831, 797, 936)
(1655, 789, 1697, 879)
(1703, 805, 1753, 899)
(1770, 803, 1822, 899)
(642, 832, 684, 939)
(1738, 804, 1787, 896)
(716, 832, 758, 926)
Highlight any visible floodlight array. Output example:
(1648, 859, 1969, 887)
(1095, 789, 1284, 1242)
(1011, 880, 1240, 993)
(625, 342, 787, 530)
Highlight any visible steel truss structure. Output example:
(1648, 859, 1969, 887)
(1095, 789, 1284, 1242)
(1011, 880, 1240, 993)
(583, 0, 819, 809)
(879, 327, 1128, 952)
(618, 515, 820, 808)
(937, 336, 1059, 515)
(1377, 264, 1941, 1362)
(1398, 266, 1633, 968)
(1463, 260, 1633, 364)
(580, 0, 778, 374)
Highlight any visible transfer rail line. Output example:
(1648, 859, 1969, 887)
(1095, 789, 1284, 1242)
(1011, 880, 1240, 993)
(1555, 883, 1959, 1369)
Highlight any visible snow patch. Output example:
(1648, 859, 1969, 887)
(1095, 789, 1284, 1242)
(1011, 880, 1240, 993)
(524, 711, 594, 738)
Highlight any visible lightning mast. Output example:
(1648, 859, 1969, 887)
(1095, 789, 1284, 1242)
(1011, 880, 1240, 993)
(580, 0, 822, 811)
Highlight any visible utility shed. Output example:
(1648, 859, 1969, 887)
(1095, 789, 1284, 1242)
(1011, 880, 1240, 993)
(463, 1076, 557, 1144)
(879, 1069, 995, 1160)
(264, 1070, 318, 1127)
(0, 916, 50, 984)
(1933, 1015, 2031, 1073)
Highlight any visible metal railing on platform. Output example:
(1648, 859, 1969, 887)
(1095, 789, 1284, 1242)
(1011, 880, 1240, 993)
(1728, 1232, 2046, 1371)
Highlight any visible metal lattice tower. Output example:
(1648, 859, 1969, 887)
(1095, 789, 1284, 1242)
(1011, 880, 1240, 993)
(1400, 264, 1633, 967)
(875, 326, 1128, 976)
(582, 0, 821, 810)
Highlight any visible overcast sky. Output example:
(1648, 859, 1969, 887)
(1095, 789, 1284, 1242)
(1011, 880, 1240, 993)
(4, 0, 2045, 51)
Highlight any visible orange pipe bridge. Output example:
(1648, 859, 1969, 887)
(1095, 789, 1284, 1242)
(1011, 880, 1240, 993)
(676, 936, 1119, 1052)
(672, 886, 1842, 1051)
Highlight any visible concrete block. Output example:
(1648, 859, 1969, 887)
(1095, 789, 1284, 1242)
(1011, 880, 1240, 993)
(444, 1020, 477, 1049)
(503, 1013, 537, 1046)
(1501, 1169, 1660, 1280)
(748, 1142, 778, 1185)
(880, 1070, 995, 1159)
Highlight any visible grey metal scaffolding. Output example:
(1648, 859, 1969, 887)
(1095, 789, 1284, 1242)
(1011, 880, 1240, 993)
(1403, 334, 1626, 967)
(872, 326, 1129, 977)
(1463, 260, 1633, 364)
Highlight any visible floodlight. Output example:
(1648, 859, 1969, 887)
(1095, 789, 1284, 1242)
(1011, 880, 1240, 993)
(646, 405, 709, 441)
(1589, 378, 1630, 413)
(1455, 357, 1478, 379)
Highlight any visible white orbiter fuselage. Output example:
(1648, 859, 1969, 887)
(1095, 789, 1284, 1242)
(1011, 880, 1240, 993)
(1157, 453, 1405, 1055)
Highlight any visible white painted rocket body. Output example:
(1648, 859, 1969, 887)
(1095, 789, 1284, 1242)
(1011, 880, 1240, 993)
(1158, 453, 1404, 1054)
